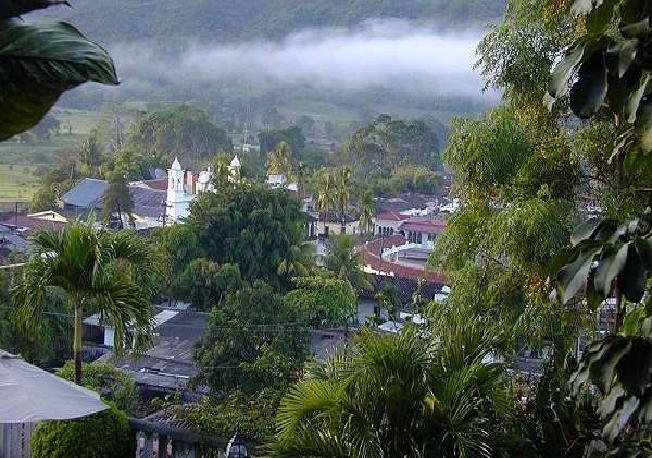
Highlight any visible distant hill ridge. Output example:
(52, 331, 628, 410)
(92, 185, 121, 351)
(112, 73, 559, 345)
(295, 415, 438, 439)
(33, 0, 506, 45)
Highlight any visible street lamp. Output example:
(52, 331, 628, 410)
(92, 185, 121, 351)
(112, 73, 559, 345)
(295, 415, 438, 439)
(226, 432, 249, 457)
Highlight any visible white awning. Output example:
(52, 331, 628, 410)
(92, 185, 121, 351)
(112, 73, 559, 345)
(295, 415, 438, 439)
(0, 350, 107, 423)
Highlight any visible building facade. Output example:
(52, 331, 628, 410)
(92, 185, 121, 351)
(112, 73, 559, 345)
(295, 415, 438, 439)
(165, 156, 240, 224)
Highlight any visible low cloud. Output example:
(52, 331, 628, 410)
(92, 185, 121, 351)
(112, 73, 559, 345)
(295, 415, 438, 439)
(111, 20, 489, 98)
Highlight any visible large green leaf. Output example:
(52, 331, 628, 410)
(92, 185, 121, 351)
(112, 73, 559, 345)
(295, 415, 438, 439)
(557, 245, 601, 303)
(606, 38, 639, 79)
(0, 19, 118, 141)
(617, 243, 647, 302)
(570, 52, 609, 118)
(634, 96, 652, 153)
(0, 0, 68, 19)
(586, 0, 621, 34)
(624, 72, 651, 123)
(548, 45, 585, 100)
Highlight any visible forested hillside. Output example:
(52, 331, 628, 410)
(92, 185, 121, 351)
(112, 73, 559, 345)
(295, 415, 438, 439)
(35, 0, 506, 44)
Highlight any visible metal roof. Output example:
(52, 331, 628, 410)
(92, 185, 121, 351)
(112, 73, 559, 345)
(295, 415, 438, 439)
(131, 187, 166, 219)
(62, 178, 108, 209)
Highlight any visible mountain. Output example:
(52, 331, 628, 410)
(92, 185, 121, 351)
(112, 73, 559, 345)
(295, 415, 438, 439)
(34, 0, 506, 45)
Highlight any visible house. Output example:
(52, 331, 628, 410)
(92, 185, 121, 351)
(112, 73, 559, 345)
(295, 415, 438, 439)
(266, 174, 298, 192)
(0, 212, 67, 234)
(94, 310, 207, 396)
(398, 216, 447, 250)
(166, 156, 240, 224)
(129, 184, 166, 230)
(373, 211, 408, 237)
(62, 178, 108, 217)
(315, 211, 360, 237)
(0, 224, 29, 259)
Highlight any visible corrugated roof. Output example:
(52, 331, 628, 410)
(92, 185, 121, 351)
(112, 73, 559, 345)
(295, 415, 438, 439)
(131, 186, 166, 218)
(62, 178, 108, 209)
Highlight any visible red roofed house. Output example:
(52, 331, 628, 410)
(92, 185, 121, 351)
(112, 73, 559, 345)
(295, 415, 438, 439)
(399, 216, 447, 250)
(373, 211, 409, 237)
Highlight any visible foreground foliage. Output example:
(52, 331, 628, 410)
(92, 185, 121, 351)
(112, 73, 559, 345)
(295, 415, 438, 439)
(57, 361, 138, 415)
(31, 404, 132, 458)
(0, 1, 118, 141)
(273, 320, 514, 458)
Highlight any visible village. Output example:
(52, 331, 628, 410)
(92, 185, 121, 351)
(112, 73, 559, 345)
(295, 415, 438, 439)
(1, 1, 651, 457)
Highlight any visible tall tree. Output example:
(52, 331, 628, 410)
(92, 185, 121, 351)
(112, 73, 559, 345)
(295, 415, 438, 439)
(13, 222, 155, 384)
(102, 171, 134, 229)
(325, 234, 373, 294)
(194, 281, 309, 395)
(77, 130, 104, 176)
(267, 141, 293, 177)
(126, 106, 231, 167)
(358, 189, 375, 236)
(333, 167, 352, 231)
(187, 183, 305, 289)
(174, 259, 242, 311)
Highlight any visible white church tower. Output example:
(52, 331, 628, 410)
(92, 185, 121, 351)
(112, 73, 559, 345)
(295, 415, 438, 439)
(166, 157, 193, 224)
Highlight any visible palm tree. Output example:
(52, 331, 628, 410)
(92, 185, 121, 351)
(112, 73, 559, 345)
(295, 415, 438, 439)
(358, 189, 375, 237)
(267, 141, 293, 177)
(324, 234, 373, 293)
(273, 313, 512, 457)
(375, 283, 402, 324)
(314, 168, 334, 236)
(277, 242, 315, 279)
(13, 221, 155, 384)
(334, 167, 352, 233)
(290, 160, 308, 198)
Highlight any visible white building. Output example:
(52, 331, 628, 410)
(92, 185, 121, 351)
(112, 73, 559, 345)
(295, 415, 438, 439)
(266, 173, 298, 192)
(166, 157, 195, 224)
(166, 156, 241, 224)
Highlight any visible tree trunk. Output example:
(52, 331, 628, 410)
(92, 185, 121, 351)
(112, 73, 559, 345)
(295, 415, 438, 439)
(74, 305, 83, 385)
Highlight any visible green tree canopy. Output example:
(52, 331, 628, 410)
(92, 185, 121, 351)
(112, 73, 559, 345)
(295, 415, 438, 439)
(343, 114, 442, 179)
(259, 125, 306, 156)
(284, 275, 356, 327)
(194, 281, 310, 395)
(187, 184, 304, 289)
(126, 105, 231, 167)
(57, 360, 138, 415)
(174, 259, 242, 311)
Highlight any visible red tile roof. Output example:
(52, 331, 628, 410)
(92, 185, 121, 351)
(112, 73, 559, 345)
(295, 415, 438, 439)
(374, 211, 409, 222)
(142, 179, 169, 191)
(0, 214, 65, 232)
(358, 235, 447, 283)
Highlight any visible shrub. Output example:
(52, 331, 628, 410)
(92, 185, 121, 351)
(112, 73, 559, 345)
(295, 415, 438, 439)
(57, 361, 138, 415)
(31, 404, 132, 458)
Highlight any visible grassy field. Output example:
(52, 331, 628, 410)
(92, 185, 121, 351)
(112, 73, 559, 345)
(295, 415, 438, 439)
(0, 164, 40, 203)
(0, 108, 114, 203)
